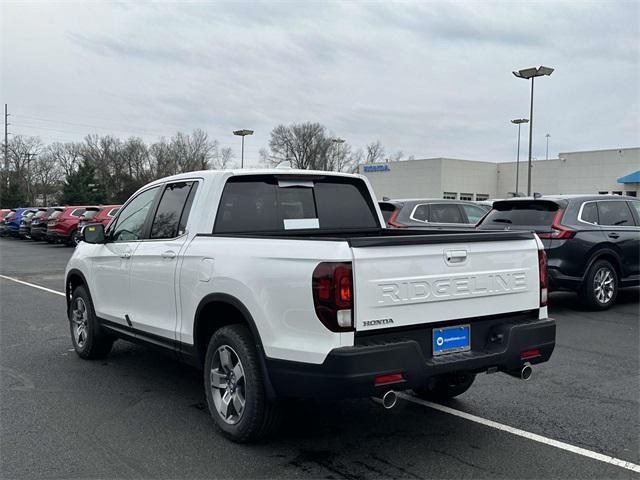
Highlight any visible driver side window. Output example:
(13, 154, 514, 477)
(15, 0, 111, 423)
(110, 186, 160, 242)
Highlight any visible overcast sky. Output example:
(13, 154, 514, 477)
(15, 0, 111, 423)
(2, 1, 638, 165)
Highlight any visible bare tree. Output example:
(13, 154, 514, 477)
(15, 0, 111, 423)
(48, 142, 83, 177)
(7, 135, 44, 204)
(387, 150, 403, 162)
(365, 140, 385, 163)
(265, 122, 333, 170)
(212, 146, 235, 170)
(31, 153, 63, 205)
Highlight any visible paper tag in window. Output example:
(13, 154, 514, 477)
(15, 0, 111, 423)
(283, 218, 319, 230)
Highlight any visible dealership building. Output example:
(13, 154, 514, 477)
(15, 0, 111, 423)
(359, 147, 640, 201)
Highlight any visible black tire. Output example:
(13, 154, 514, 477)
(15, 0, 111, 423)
(68, 285, 114, 359)
(580, 259, 618, 310)
(204, 324, 282, 443)
(413, 372, 476, 401)
(67, 229, 78, 247)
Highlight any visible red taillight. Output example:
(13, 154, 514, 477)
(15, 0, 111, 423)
(537, 209, 575, 239)
(312, 262, 354, 332)
(387, 208, 406, 228)
(374, 373, 404, 386)
(520, 349, 541, 360)
(538, 249, 548, 307)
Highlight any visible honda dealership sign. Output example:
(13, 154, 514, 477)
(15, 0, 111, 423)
(363, 164, 390, 172)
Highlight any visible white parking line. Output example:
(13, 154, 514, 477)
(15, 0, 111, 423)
(399, 393, 640, 473)
(3, 273, 638, 473)
(0, 274, 65, 297)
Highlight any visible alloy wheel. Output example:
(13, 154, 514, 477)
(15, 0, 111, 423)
(593, 267, 615, 305)
(71, 297, 88, 348)
(210, 345, 246, 425)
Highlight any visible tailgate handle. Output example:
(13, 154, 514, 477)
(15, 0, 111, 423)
(445, 249, 468, 264)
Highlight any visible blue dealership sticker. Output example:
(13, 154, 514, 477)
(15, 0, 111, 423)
(433, 325, 471, 356)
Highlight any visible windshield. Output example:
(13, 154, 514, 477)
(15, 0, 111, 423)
(50, 210, 63, 219)
(478, 201, 559, 230)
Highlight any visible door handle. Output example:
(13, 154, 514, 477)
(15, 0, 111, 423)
(445, 249, 468, 264)
(120, 252, 131, 259)
(608, 233, 620, 239)
(162, 250, 176, 259)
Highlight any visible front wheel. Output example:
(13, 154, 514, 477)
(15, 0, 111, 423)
(580, 259, 618, 310)
(69, 286, 114, 359)
(204, 324, 281, 443)
(413, 372, 476, 401)
(67, 229, 79, 247)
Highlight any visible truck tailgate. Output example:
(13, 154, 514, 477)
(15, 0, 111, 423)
(352, 237, 540, 331)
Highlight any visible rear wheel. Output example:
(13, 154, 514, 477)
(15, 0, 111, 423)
(204, 324, 281, 443)
(413, 372, 476, 401)
(580, 259, 618, 310)
(69, 286, 114, 359)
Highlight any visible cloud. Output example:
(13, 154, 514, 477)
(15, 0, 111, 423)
(2, 0, 638, 163)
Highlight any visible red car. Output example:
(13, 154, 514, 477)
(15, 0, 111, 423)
(0, 209, 11, 221)
(47, 206, 89, 246)
(75, 205, 120, 243)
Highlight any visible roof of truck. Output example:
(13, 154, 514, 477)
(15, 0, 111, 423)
(145, 168, 361, 187)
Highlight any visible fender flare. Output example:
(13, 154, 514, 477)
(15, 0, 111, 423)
(192, 293, 276, 399)
(65, 268, 90, 312)
(582, 247, 622, 279)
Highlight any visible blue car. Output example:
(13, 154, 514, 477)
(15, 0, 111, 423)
(1, 208, 33, 237)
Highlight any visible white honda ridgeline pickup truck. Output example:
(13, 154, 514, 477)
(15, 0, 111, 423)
(66, 168, 555, 442)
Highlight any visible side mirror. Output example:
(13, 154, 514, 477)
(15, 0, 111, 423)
(82, 223, 106, 244)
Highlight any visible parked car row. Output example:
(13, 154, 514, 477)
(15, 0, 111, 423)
(0, 204, 120, 246)
(380, 195, 640, 310)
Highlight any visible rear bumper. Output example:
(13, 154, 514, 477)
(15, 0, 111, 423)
(267, 313, 555, 399)
(548, 267, 583, 291)
(31, 225, 46, 239)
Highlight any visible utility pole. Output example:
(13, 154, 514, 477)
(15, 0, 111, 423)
(4, 104, 9, 173)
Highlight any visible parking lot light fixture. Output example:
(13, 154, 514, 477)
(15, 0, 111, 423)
(233, 129, 254, 168)
(512, 66, 554, 196)
(511, 119, 529, 196)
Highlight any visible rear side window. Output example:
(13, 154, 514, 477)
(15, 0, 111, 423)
(82, 210, 99, 219)
(411, 204, 429, 222)
(214, 176, 379, 233)
(150, 182, 196, 239)
(107, 208, 119, 217)
(480, 201, 558, 228)
(430, 204, 464, 223)
(71, 208, 86, 217)
(630, 201, 640, 219)
(597, 201, 634, 226)
(580, 202, 598, 224)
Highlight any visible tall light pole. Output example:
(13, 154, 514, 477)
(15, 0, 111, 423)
(511, 118, 529, 196)
(513, 66, 554, 196)
(233, 129, 254, 168)
(545, 133, 550, 160)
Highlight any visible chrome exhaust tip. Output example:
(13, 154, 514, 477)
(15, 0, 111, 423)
(521, 363, 533, 381)
(371, 390, 398, 409)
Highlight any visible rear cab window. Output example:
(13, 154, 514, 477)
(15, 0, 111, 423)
(478, 200, 559, 230)
(214, 175, 379, 234)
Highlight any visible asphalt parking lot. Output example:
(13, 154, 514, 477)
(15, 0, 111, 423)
(1, 237, 638, 479)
